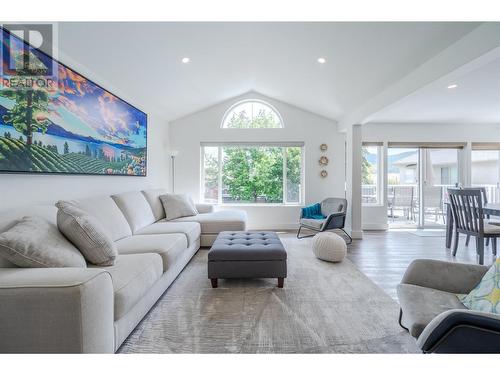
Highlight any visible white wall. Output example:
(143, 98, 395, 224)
(0, 36, 170, 212)
(361, 122, 500, 230)
(169, 92, 345, 230)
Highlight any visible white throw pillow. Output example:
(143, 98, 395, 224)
(0, 216, 87, 268)
(56, 201, 118, 266)
(160, 194, 199, 221)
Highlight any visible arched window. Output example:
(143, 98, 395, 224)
(221, 100, 284, 129)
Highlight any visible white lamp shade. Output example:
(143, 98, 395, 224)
(170, 150, 179, 157)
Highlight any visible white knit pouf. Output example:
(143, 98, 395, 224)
(312, 232, 347, 262)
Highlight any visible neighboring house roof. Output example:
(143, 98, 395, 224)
(393, 150, 499, 167)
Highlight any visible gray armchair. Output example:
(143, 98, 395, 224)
(297, 197, 351, 244)
(398, 259, 500, 353)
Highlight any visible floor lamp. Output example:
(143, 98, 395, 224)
(170, 150, 179, 193)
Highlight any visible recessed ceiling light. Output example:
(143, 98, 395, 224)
(181, 57, 190, 64)
(447, 84, 458, 89)
(317, 57, 326, 64)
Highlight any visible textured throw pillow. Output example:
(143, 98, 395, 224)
(56, 201, 117, 266)
(160, 193, 199, 221)
(460, 258, 500, 314)
(0, 216, 86, 268)
(301, 203, 325, 220)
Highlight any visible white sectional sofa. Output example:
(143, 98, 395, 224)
(0, 189, 247, 353)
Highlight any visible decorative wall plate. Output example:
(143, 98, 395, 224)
(320, 143, 328, 151)
(319, 156, 329, 166)
(320, 170, 328, 178)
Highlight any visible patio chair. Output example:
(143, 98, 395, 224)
(296, 198, 352, 244)
(423, 186, 444, 223)
(388, 186, 415, 222)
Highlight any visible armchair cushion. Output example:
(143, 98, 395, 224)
(321, 198, 347, 216)
(300, 218, 324, 230)
(460, 258, 500, 314)
(397, 283, 466, 338)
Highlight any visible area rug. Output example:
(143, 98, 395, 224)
(409, 230, 446, 237)
(118, 235, 418, 353)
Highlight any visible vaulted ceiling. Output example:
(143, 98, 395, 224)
(58, 22, 481, 122)
(368, 53, 500, 124)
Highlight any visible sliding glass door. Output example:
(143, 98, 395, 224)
(386, 146, 460, 228)
(471, 149, 500, 203)
(421, 148, 458, 227)
(387, 148, 419, 227)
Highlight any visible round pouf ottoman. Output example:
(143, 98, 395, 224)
(312, 232, 347, 262)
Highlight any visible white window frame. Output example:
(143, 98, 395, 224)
(362, 144, 383, 206)
(200, 142, 304, 206)
(220, 99, 284, 129)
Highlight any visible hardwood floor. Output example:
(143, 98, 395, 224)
(348, 230, 496, 300)
(283, 229, 496, 300)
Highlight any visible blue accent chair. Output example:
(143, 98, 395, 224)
(297, 197, 351, 244)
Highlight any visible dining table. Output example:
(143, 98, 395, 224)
(445, 201, 500, 249)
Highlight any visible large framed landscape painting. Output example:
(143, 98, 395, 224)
(0, 27, 147, 176)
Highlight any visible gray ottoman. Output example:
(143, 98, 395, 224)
(208, 231, 287, 288)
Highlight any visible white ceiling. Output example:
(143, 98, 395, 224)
(367, 52, 500, 124)
(58, 22, 480, 122)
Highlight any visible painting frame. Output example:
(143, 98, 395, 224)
(0, 26, 148, 177)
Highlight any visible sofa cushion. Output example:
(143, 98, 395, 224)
(115, 233, 188, 273)
(0, 206, 64, 268)
(141, 189, 167, 221)
(397, 283, 466, 338)
(112, 191, 156, 233)
(74, 196, 132, 241)
(0, 216, 86, 268)
(172, 210, 247, 234)
(135, 221, 201, 247)
(92, 254, 162, 320)
(56, 201, 117, 266)
(160, 193, 198, 221)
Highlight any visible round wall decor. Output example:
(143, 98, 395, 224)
(319, 156, 329, 166)
(320, 143, 328, 151)
(320, 170, 328, 178)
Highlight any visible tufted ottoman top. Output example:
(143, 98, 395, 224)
(208, 231, 287, 261)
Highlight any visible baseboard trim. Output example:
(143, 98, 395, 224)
(362, 223, 388, 231)
(351, 230, 363, 239)
(248, 223, 299, 231)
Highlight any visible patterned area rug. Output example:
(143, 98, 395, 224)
(118, 235, 419, 353)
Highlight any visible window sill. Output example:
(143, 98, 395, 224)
(362, 203, 384, 208)
(212, 203, 304, 208)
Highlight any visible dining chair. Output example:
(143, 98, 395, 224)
(448, 188, 500, 265)
(463, 187, 490, 247)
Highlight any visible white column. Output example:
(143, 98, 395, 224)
(461, 142, 472, 187)
(345, 124, 363, 239)
(382, 141, 389, 224)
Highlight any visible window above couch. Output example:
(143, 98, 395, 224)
(201, 143, 303, 205)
